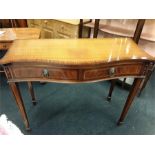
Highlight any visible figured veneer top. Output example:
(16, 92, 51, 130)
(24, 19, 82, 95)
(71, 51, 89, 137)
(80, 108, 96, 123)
(0, 38, 154, 65)
(0, 28, 41, 42)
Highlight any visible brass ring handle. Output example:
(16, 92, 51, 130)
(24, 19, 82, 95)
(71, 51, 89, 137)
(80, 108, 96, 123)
(109, 67, 115, 77)
(42, 69, 49, 77)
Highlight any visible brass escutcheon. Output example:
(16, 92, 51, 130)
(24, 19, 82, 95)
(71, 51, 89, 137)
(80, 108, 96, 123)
(43, 69, 49, 77)
(109, 67, 115, 77)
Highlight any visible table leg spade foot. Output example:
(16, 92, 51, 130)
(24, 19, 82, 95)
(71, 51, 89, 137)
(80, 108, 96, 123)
(117, 121, 124, 126)
(107, 96, 111, 102)
(26, 127, 31, 132)
(32, 100, 37, 106)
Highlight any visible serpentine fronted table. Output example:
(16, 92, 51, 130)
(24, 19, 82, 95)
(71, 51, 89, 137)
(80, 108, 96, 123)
(0, 38, 154, 130)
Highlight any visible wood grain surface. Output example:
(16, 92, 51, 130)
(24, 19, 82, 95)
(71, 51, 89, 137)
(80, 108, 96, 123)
(0, 38, 154, 65)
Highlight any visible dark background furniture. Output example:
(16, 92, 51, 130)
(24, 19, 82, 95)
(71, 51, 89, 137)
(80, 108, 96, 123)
(0, 19, 27, 28)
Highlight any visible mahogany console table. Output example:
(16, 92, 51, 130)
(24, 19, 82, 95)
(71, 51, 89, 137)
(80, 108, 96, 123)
(0, 38, 154, 130)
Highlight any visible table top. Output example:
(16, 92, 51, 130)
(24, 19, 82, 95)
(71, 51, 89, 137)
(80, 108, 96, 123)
(0, 28, 41, 42)
(0, 38, 154, 65)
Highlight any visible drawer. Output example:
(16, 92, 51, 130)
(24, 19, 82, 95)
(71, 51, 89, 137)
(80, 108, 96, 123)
(83, 64, 142, 80)
(42, 20, 54, 29)
(33, 19, 42, 25)
(27, 19, 34, 26)
(41, 29, 55, 38)
(27, 20, 42, 27)
(55, 21, 79, 38)
(0, 43, 12, 50)
(56, 32, 72, 39)
(11, 67, 78, 80)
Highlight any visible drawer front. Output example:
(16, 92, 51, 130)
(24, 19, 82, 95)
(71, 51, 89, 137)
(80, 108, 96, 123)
(55, 21, 79, 38)
(42, 20, 54, 29)
(56, 32, 72, 39)
(33, 19, 42, 25)
(41, 29, 55, 38)
(0, 43, 12, 50)
(84, 64, 142, 80)
(27, 19, 34, 26)
(11, 67, 78, 80)
(27, 19, 42, 28)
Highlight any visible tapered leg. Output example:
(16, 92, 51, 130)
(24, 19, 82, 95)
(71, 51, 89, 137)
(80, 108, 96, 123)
(107, 79, 116, 102)
(122, 78, 126, 88)
(117, 78, 143, 125)
(27, 82, 37, 105)
(9, 82, 30, 130)
(138, 68, 154, 96)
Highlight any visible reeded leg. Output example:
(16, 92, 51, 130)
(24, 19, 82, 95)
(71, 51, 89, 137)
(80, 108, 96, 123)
(107, 79, 116, 102)
(27, 82, 37, 105)
(117, 78, 143, 125)
(9, 82, 30, 130)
